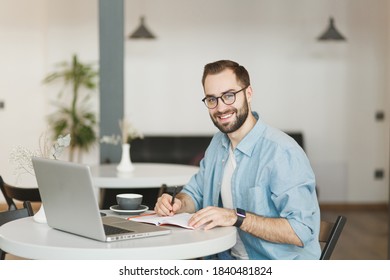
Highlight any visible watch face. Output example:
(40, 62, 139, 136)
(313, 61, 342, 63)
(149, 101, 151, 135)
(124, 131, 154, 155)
(236, 208, 246, 217)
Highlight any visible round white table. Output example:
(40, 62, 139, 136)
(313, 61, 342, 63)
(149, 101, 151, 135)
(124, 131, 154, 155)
(0, 217, 236, 260)
(90, 163, 199, 188)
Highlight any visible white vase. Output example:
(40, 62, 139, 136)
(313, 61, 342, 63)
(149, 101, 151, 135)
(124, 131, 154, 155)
(116, 143, 134, 173)
(33, 204, 47, 223)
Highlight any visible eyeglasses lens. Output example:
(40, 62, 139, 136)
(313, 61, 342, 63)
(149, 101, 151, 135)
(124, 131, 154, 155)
(222, 93, 235, 105)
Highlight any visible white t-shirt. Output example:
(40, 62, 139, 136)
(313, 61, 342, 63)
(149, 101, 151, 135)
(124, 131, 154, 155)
(220, 147, 249, 260)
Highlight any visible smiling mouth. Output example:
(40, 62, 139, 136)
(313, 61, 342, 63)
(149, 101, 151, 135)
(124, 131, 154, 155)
(215, 111, 236, 124)
(219, 113, 233, 120)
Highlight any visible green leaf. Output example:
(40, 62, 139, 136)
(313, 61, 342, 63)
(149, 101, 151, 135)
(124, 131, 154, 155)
(43, 54, 99, 160)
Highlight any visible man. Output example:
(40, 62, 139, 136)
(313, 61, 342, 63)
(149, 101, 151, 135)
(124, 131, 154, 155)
(154, 60, 321, 259)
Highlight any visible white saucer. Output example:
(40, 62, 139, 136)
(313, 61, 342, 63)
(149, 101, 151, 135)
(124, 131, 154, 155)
(109, 204, 149, 215)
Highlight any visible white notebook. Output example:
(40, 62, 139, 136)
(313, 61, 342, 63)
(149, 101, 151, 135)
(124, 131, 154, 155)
(129, 213, 195, 229)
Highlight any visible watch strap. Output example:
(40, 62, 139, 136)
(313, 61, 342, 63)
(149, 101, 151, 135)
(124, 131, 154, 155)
(233, 208, 246, 228)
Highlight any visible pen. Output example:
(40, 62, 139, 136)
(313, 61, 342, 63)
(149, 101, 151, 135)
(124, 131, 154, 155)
(171, 186, 177, 206)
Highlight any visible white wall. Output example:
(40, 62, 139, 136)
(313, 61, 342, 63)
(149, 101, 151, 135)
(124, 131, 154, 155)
(0, 0, 388, 204)
(0, 0, 99, 187)
(0, 0, 49, 187)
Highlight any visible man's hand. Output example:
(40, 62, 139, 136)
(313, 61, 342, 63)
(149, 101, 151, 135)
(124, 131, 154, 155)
(154, 193, 182, 216)
(188, 206, 236, 230)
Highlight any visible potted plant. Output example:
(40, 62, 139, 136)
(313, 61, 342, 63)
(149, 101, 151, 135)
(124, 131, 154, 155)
(43, 54, 98, 162)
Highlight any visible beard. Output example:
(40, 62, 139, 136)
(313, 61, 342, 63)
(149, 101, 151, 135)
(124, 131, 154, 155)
(210, 97, 250, 134)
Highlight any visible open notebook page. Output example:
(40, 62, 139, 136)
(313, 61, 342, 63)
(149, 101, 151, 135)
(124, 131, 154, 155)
(129, 213, 194, 229)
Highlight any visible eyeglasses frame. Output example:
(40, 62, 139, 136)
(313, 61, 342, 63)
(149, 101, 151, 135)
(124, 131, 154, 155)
(201, 85, 249, 109)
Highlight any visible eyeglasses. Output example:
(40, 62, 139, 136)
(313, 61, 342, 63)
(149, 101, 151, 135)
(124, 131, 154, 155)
(202, 85, 249, 109)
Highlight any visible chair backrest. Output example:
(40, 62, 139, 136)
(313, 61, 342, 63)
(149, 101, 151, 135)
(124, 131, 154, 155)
(157, 184, 183, 198)
(0, 175, 41, 210)
(0, 201, 34, 260)
(319, 215, 347, 260)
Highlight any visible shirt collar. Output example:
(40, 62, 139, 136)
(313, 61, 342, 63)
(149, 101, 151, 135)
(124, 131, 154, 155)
(221, 112, 266, 157)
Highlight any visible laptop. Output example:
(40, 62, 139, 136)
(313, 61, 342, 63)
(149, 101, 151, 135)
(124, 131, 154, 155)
(32, 157, 171, 242)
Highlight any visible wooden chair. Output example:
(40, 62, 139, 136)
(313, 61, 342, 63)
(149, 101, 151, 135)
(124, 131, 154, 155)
(157, 184, 183, 198)
(0, 176, 41, 211)
(319, 215, 347, 260)
(0, 201, 34, 260)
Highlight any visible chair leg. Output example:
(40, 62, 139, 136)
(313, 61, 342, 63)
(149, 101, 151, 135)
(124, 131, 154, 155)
(0, 249, 6, 260)
(23, 201, 34, 216)
(157, 184, 168, 198)
(8, 204, 17, 211)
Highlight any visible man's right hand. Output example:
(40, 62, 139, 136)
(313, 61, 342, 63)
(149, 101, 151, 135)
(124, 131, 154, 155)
(154, 193, 182, 216)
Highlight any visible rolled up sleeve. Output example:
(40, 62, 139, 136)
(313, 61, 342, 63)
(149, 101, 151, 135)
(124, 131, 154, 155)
(269, 147, 320, 246)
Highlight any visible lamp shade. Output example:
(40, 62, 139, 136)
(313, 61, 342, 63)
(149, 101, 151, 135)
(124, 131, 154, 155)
(129, 16, 156, 39)
(318, 17, 346, 41)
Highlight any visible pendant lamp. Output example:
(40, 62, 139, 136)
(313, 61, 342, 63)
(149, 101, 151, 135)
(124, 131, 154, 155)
(318, 17, 346, 41)
(129, 16, 156, 39)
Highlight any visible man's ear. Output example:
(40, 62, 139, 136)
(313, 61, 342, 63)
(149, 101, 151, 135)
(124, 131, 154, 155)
(246, 85, 253, 103)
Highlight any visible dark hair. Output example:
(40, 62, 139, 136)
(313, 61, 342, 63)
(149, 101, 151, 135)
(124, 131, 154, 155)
(201, 60, 250, 88)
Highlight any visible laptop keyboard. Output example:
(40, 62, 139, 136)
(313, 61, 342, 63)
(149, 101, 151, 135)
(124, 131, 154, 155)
(103, 224, 133, 235)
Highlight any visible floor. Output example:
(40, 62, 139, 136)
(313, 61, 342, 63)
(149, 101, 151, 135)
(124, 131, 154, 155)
(1, 203, 389, 260)
(321, 208, 389, 260)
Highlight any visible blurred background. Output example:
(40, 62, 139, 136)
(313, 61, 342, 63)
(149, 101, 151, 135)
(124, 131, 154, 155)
(0, 0, 388, 207)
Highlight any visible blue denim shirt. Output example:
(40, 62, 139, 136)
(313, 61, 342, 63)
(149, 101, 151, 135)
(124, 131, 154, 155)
(182, 113, 321, 259)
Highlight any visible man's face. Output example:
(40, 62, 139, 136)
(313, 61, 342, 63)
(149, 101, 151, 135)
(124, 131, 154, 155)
(203, 69, 251, 134)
